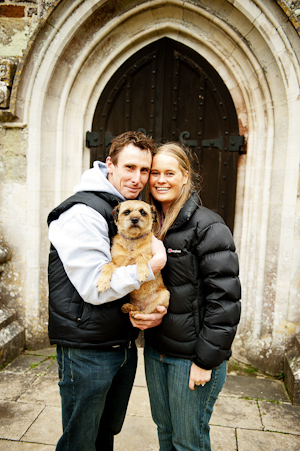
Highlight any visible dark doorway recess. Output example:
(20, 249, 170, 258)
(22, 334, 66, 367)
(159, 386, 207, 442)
(89, 38, 244, 231)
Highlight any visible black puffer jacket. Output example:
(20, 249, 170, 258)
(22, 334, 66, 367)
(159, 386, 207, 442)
(145, 192, 241, 370)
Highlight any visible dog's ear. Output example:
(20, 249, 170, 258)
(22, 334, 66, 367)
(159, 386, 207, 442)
(112, 204, 121, 223)
(151, 205, 158, 223)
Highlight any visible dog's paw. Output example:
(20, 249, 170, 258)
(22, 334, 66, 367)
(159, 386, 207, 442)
(121, 303, 136, 313)
(97, 278, 111, 293)
(130, 311, 142, 319)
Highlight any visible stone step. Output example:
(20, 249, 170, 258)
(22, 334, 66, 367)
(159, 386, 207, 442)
(0, 308, 25, 366)
(0, 307, 17, 329)
(284, 335, 300, 406)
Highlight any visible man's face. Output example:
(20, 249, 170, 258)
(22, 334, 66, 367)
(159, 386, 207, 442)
(106, 143, 152, 199)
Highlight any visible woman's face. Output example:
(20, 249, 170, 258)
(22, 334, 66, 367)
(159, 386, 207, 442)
(149, 153, 188, 213)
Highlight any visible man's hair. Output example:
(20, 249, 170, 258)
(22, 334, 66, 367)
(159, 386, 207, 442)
(108, 131, 156, 165)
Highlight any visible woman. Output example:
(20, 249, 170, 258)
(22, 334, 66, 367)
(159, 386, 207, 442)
(136, 142, 241, 451)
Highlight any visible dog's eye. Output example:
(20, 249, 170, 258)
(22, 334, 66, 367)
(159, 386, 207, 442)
(123, 210, 131, 216)
(140, 209, 148, 216)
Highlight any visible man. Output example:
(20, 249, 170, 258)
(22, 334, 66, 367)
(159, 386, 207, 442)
(47, 131, 167, 451)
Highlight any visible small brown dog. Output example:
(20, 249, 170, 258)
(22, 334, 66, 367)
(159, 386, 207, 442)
(97, 200, 169, 317)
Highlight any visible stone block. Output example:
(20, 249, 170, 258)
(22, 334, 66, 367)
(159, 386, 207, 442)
(0, 59, 17, 87)
(0, 308, 25, 366)
(237, 429, 300, 451)
(259, 400, 300, 434)
(0, 82, 10, 109)
(0, 59, 17, 109)
(284, 340, 300, 405)
(0, 321, 25, 366)
(296, 333, 300, 353)
(0, 401, 43, 441)
(21, 405, 62, 445)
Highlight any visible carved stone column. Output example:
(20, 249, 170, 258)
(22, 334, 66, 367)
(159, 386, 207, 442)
(0, 59, 17, 110)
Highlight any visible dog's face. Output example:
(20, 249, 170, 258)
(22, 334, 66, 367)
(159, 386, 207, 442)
(112, 200, 157, 238)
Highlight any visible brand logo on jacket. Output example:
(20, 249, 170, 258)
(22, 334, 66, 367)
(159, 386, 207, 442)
(167, 249, 181, 253)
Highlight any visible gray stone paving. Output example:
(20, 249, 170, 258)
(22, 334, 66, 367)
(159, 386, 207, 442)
(0, 347, 299, 451)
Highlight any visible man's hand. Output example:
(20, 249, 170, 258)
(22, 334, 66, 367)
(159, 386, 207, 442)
(189, 363, 212, 390)
(129, 305, 167, 330)
(149, 236, 167, 274)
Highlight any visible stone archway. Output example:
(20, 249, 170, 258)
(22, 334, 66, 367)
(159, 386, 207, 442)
(12, 0, 300, 373)
(91, 37, 243, 232)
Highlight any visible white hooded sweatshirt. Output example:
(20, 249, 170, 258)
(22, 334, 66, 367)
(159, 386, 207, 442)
(48, 161, 154, 305)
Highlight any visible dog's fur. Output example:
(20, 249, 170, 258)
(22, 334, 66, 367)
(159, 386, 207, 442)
(97, 200, 169, 317)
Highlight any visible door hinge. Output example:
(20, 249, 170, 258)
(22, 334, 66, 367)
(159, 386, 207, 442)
(179, 131, 197, 147)
(228, 135, 245, 152)
(86, 131, 99, 147)
(202, 135, 245, 153)
(202, 137, 223, 150)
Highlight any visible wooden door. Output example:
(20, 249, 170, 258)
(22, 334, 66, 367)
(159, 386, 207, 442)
(89, 38, 244, 231)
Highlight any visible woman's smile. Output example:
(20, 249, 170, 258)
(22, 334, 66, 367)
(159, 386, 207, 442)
(150, 154, 188, 214)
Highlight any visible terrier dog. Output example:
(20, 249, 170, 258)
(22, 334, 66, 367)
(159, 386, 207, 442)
(97, 200, 169, 317)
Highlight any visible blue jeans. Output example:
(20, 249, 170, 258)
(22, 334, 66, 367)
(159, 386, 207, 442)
(144, 344, 227, 451)
(56, 344, 137, 451)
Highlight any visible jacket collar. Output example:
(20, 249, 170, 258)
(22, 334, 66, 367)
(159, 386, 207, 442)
(168, 192, 201, 231)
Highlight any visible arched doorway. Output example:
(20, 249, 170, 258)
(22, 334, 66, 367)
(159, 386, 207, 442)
(90, 38, 244, 231)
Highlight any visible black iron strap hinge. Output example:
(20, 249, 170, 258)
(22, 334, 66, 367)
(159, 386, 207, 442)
(86, 131, 100, 147)
(202, 135, 245, 152)
(179, 131, 245, 153)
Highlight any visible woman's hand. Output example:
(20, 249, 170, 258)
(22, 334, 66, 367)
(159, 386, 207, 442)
(189, 363, 212, 390)
(149, 235, 167, 274)
(129, 305, 167, 330)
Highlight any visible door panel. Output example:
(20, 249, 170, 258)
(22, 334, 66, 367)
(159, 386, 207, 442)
(90, 38, 243, 231)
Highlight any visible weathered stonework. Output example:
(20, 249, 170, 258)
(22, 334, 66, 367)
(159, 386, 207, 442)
(0, 242, 25, 365)
(284, 334, 300, 405)
(0, 59, 17, 109)
(0, 126, 27, 182)
(276, 0, 300, 35)
(0, 0, 60, 120)
(0, 1, 299, 386)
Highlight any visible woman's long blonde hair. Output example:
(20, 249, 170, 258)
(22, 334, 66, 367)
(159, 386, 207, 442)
(148, 142, 201, 240)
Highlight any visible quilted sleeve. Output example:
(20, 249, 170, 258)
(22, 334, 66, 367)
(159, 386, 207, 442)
(194, 221, 241, 370)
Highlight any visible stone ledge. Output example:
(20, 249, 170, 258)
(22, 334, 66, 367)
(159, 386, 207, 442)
(284, 335, 300, 405)
(0, 309, 25, 367)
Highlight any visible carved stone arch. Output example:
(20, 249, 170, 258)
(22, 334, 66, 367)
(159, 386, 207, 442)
(10, 0, 300, 374)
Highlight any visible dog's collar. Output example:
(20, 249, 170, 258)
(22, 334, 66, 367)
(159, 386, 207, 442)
(120, 232, 149, 240)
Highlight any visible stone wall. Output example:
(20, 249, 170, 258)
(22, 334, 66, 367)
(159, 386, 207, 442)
(277, 0, 300, 35)
(0, 0, 299, 375)
(0, 1, 61, 351)
(0, 1, 59, 120)
(0, 1, 299, 120)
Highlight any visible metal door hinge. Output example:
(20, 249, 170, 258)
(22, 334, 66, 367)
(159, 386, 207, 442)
(202, 137, 223, 150)
(202, 135, 245, 153)
(228, 135, 245, 152)
(86, 131, 99, 147)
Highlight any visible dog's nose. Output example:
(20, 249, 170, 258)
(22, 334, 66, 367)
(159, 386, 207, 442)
(131, 217, 139, 224)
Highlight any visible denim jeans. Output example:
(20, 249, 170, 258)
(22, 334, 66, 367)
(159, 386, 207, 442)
(56, 344, 137, 451)
(144, 344, 227, 451)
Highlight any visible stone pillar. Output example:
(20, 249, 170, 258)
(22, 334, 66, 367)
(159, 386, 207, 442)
(0, 242, 25, 365)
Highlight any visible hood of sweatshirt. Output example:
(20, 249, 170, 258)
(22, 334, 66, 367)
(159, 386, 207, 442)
(73, 161, 126, 201)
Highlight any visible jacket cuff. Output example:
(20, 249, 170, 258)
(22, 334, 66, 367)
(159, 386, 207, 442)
(193, 356, 213, 370)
